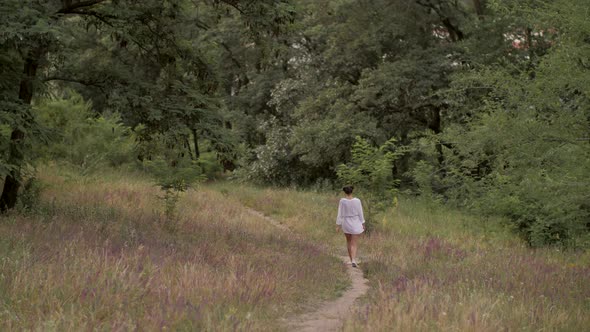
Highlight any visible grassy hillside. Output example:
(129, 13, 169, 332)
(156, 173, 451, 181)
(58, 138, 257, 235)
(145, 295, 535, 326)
(0, 166, 348, 330)
(215, 184, 590, 331)
(1, 166, 589, 331)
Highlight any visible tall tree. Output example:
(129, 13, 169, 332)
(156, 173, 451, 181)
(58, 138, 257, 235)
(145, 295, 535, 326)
(0, 0, 295, 211)
(436, 0, 590, 245)
(238, 0, 473, 184)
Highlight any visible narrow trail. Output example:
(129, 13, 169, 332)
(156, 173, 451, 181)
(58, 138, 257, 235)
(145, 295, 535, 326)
(245, 208, 369, 332)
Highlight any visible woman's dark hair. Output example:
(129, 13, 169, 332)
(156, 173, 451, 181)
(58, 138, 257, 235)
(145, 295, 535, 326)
(343, 186, 354, 195)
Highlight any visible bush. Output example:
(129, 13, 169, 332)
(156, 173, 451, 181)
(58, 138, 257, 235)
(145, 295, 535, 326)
(144, 157, 205, 224)
(15, 175, 43, 214)
(197, 151, 224, 179)
(234, 120, 302, 186)
(136, 129, 225, 181)
(35, 93, 137, 172)
(336, 136, 405, 231)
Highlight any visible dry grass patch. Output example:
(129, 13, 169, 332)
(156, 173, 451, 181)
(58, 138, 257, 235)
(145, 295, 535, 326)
(0, 167, 348, 331)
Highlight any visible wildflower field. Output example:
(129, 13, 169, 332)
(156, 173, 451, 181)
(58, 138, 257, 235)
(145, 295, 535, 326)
(216, 184, 590, 331)
(0, 166, 348, 330)
(1, 166, 589, 331)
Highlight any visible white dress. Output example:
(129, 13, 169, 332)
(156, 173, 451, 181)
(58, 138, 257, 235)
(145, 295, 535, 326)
(336, 198, 365, 234)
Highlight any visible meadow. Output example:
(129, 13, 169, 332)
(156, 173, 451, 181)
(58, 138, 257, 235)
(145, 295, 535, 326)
(1, 165, 589, 331)
(215, 184, 590, 331)
(0, 166, 348, 330)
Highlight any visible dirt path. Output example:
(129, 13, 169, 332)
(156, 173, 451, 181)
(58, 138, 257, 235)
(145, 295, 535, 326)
(245, 208, 369, 332)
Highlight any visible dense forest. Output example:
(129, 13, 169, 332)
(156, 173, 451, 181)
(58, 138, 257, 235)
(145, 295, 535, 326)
(1, 0, 589, 247)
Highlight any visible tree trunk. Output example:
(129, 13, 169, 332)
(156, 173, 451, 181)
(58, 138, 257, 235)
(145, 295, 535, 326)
(472, 0, 485, 18)
(192, 128, 200, 159)
(184, 136, 194, 160)
(428, 107, 444, 167)
(0, 47, 43, 212)
(428, 107, 446, 193)
(0, 130, 25, 212)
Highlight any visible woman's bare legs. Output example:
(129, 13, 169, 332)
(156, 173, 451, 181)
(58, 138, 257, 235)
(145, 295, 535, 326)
(345, 233, 352, 262)
(350, 234, 359, 263)
(344, 233, 359, 264)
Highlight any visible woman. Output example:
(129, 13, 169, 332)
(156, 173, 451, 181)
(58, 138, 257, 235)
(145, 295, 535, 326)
(336, 186, 365, 268)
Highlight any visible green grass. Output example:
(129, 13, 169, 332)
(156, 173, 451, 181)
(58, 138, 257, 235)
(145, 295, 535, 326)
(210, 182, 345, 250)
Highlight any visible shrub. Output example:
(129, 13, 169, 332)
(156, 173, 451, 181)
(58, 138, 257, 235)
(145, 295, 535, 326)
(234, 120, 302, 186)
(15, 175, 43, 214)
(144, 158, 205, 224)
(336, 136, 405, 231)
(35, 93, 137, 171)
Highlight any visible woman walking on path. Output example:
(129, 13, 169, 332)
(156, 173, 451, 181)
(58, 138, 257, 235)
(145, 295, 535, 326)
(336, 186, 365, 268)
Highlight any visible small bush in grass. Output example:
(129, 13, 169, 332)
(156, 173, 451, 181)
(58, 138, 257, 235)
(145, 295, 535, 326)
(197, 151, 224, 179)
(336, 136, 405, 232)
(15, 176, 43, 214)
(145, 158, 204, 226)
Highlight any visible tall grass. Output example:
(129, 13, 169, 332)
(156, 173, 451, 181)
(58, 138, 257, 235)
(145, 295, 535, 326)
(216, 184, 590, 331)
(0, 166, 348, 330)
(211, 183, 345, 250)
(2, 167, 588, 330)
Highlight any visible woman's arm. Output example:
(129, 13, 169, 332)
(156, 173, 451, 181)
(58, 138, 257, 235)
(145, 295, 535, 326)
(336, 200, 343, 225)
(336, 200, 343, 232)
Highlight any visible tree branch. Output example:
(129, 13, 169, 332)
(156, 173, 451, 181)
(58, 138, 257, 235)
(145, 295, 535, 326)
(218, 0, 245, 14)
(416, 0, 465, 41)
(220, 42, 242, 69)
(66, 9, 117, 27)
(57, 0, 108, 14)
(43, 75, 107, 88)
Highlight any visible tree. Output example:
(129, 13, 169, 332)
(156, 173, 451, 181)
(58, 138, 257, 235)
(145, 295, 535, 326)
(434, 0, 590, 246)
(239, 0, 473, 185)
(0, 0, 295, 211)
(1, 0, 106, 211)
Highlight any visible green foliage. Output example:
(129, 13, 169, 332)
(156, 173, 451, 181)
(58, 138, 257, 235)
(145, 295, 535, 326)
(230, 0, 463, 187)
(411, 160, 439, 198)
(337, 136, 405, 231)
(234, 119, 299, 186)
(35, 94, 136, 173)
(136, 128, 224, 180)
(290, 85, 382, 175)
(1, 0, 294, 210)
(440, 106, 590, 247)
(424, 0, 590, 247)
(197, 151, 224, 179)
(15, 176, 43, 214)
(145, 158, 205, 223)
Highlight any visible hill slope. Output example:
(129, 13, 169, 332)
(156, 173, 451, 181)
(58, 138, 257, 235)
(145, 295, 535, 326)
(0, 167, 348, 331)
(214, 183, 590, 331)
(1, 166, 589, 331)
